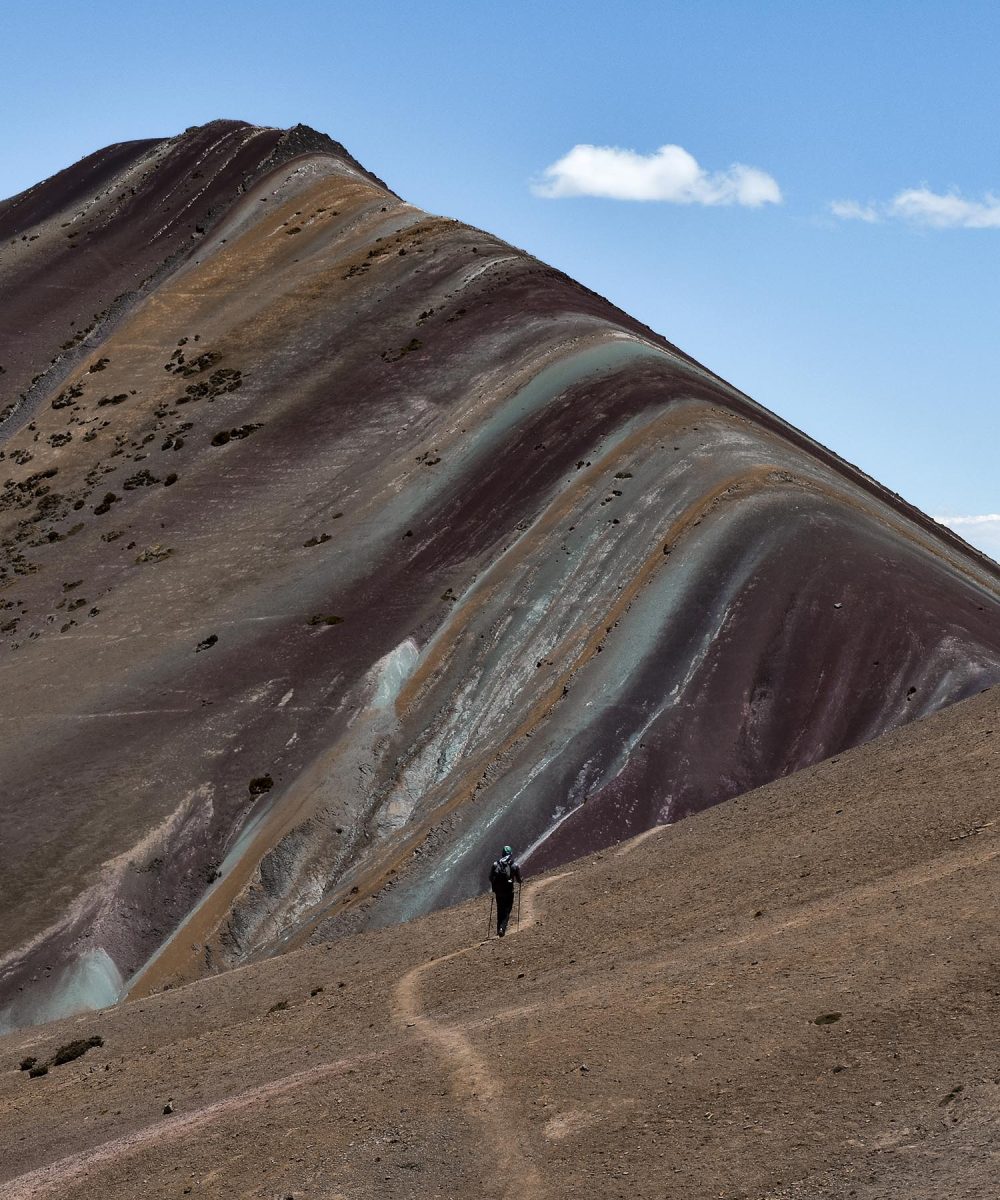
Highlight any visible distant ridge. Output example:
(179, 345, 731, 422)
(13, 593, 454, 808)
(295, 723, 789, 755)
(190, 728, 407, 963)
(0, 121, 999, 1030)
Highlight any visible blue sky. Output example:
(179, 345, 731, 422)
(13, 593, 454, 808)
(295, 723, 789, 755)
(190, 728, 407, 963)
(3, 1, 998, 556)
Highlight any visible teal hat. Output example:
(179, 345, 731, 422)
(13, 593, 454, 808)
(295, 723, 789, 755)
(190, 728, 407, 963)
(503, 844, 513, 856)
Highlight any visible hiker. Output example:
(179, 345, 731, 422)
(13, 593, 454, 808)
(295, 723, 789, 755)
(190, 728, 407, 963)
(489, 844, 522, 937)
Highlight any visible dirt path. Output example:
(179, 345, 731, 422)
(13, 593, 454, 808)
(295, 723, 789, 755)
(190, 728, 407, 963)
(614, 823, 670, 858)
(1, 1047, 388, 1200)
(4, 871, 576, 1200)
(392, 873, 573, 1199)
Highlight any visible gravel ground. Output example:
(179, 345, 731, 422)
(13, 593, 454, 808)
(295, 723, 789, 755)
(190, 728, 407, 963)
(3, 683, 1000, 1199)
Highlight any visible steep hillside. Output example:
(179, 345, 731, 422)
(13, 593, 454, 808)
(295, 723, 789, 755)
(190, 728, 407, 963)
(1, 120, 999, 1029)
(3, 683, 1000, 1199)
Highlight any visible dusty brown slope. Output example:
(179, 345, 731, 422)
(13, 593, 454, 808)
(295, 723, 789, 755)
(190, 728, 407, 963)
(3, 684, 999, 1199)
(3, 120, 1000, 1032)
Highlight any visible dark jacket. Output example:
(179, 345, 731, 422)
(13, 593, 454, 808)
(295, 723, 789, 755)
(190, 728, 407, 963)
(489, 854, 522, 894)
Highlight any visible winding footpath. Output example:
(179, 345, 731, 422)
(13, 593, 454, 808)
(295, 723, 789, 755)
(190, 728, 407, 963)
(2, 1048, 387, 1199)
(392, 872, 574, 1199)
(2, 864, 583, 1200)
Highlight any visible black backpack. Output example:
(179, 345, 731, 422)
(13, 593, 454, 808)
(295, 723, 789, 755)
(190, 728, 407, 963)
(490, 856, 513, 887)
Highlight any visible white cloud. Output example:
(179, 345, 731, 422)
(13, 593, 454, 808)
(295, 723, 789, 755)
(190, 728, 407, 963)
(532, 143, 782, 207)
(831, 187, 1000, 229)
(936, 514, 1000, 527)
(890, 188, 1000, 228)
(829, 199, 880, 223)
(934, 514, 1000, 562)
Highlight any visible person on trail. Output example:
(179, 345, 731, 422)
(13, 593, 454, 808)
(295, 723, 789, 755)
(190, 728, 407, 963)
(489, 844, 522, 937)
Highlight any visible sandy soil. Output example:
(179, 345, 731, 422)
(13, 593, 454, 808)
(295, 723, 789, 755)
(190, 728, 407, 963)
(3, 683, 1000, 1199)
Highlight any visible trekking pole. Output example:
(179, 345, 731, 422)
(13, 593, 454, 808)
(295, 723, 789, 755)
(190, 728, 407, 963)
(516, 882, 521, 932)
(486, 893, 494, 940)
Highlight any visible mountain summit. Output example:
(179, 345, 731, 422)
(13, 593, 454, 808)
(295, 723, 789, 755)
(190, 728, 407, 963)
(1, 121, 999, 1030)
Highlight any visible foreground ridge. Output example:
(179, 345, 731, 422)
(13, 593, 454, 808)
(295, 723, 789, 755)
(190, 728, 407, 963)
(2, 684, 1000, 1196)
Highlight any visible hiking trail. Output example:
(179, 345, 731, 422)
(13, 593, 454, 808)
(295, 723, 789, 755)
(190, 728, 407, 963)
(3, 1048, 385, 1199)
(392, 871, 573, 1200)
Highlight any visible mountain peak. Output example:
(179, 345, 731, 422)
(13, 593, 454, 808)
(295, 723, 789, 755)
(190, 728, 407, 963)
(0, 124, 999, 1032)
